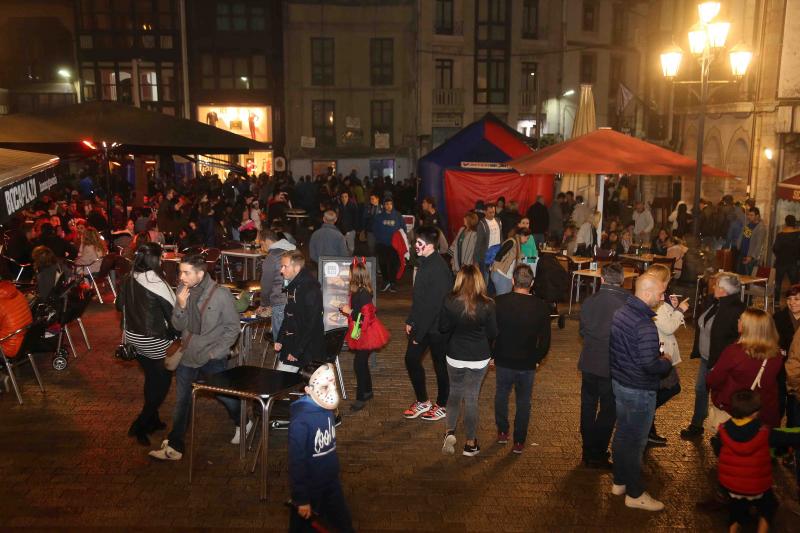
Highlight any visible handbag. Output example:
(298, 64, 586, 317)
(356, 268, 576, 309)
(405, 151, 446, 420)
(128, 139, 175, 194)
(350, 313, 363, 341)
(705, 358, 768, 432)
(114, 310, 138, 362)
(165, 285, 218, 372)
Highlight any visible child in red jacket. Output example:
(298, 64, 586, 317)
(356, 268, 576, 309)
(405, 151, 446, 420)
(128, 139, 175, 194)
(714, 389, 800, 533)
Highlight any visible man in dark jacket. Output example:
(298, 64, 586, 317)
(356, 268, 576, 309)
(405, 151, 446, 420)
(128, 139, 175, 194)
(609, 274, 672, 512)
(494, 264, 551, 453)
(335, 191, 360, 254)
(772, 215, 800, 302)
(275, 250, 325, 373)
(526, 195, 550, 245)
(403, 226, 452, 421)
(371, 197, 405, 292)
(37, 223, 77, 259)
(578, 262, 629, 468)
(681, 273, 746, 439)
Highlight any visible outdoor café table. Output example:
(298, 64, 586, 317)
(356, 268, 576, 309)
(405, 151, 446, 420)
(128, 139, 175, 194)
(189, 366, 303, 501)
(693, 271, 770, 316)
(568, 267, 639, 315)
(619, 253, 669, 270)
(221, 247, 267, 281)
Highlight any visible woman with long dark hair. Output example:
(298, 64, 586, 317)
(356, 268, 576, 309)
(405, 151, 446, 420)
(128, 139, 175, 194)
(439, 264, 498, 456)
(116, 242, 177, 445)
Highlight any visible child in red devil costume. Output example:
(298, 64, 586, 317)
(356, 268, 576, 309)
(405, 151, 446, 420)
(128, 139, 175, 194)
(339, 258, 390, 411)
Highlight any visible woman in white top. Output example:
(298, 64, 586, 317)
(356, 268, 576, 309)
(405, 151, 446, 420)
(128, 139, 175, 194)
(646, 264, 690, 445)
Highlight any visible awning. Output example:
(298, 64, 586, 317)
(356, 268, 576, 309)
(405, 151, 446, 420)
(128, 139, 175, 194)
(509, 127, 733, 177)
(0, 101, 269, 155)
(777, 174, 800, 202)
(0, 148, 60, 223)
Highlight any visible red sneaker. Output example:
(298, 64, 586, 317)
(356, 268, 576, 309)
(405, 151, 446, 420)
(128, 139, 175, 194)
(512, 443, 524, 454)
(402, 401, 432, 419)
(497, 432, 509, 444)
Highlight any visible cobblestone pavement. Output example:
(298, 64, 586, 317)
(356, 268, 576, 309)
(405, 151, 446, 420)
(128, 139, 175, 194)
(0, 283, 798, 532)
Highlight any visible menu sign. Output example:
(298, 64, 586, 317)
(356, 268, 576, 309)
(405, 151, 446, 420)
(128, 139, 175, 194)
(318, 256, 377, 331)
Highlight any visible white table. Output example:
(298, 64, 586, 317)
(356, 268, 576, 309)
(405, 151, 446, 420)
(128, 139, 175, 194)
(221, 248, 268, 281)
(568, 268, 639, 315)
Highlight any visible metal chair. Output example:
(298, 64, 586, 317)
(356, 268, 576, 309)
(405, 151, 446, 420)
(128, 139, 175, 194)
(1, 255, 32, 282)
(74, 255, 117, 303)
(0, 323, 46, 405)
(236, 316, 272, 366)
(319, 327, 348, 400)
(744, 266, 775, 312)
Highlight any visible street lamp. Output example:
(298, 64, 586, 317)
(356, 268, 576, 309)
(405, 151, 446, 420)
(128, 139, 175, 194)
(240, 76, 250, 89)
(57, 68, 71, 80)
(659, 2, 752, 237)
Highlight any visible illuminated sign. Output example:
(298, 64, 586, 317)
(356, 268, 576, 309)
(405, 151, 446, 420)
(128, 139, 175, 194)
(197, 105, 272, 143)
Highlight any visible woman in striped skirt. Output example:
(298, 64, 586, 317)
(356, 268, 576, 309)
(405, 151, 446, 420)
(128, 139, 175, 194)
(116, 242, 177, 446)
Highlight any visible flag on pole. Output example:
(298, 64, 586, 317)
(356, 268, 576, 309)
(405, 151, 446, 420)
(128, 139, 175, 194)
(617, 83, 635, 115)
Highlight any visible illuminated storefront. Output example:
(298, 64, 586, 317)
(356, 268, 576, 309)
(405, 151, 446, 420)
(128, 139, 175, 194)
(196, 105, 273, 175)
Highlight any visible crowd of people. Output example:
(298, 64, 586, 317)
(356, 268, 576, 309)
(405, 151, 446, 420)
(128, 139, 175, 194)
(4, 166, 800, 531)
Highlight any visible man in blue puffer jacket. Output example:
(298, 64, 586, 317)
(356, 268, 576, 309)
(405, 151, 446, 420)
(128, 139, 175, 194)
(288, 364, 354, 532)
(608, 274, 672, 512)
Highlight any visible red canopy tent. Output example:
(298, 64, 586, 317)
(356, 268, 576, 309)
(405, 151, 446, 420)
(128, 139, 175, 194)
(508, 128, 733, 231)
(509, 128, 733, 177)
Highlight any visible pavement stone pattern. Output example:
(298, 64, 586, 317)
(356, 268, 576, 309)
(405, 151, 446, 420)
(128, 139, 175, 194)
(0, 283, 798, 532)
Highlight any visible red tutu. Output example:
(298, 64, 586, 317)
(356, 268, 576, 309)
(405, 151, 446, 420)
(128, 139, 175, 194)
(347, 303, 391, 351)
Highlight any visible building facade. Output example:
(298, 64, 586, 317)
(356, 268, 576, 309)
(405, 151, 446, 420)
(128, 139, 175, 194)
(283, 0, 417, 181)
(0, 1, 77, 114)
(417, 0, 648, 154)
(186, 0, 284, 174)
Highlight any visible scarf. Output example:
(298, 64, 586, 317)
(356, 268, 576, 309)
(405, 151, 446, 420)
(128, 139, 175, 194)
(186, 274, 212, 335)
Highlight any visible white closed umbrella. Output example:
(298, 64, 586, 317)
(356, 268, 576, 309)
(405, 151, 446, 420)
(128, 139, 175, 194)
(561, 84, 597, 208)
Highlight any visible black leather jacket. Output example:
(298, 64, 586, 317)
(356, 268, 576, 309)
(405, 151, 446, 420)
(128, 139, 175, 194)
(116, 274, 176, 339)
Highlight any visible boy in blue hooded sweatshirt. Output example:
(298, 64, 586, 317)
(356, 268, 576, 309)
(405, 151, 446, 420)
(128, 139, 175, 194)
(288, 364, 354, 533)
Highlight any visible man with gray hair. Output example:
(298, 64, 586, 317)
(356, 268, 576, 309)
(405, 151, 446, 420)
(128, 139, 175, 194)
(681, 273, 746, 439)
(578, 262, 629, 468)
(309, 210, 349, 264)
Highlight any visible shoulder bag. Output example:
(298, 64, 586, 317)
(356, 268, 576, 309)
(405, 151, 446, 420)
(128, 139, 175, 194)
(165, 284, 219, 371)
(114, 308, 138, 362)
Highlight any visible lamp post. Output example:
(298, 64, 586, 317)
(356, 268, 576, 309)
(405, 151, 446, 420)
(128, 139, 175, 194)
(660, 1, 752, 237)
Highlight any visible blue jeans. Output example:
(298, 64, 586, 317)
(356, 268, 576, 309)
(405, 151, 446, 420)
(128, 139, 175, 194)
(490, 271, 513, 296)
(494, 366, 536, 444)
(690, 359, 709, 428)
(167, 358, 241, 454)
(271, 303, 286, 340)
(611, 380, 656, 498)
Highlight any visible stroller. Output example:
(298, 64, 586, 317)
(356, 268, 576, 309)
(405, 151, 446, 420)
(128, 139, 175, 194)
(30, 273, 94, 370)
(532, 254, 569, 329)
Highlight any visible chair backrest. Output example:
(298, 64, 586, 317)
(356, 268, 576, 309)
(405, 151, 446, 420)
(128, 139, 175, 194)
(116, 256, 132, 278)
(203, 248, 221, 263)
(323, 327, 348, 363)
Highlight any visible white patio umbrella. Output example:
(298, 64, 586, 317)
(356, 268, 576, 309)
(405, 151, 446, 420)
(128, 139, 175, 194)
(561, 84, 597, 208)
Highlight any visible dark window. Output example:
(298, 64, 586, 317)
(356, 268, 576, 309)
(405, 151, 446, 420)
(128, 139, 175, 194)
(200, 55, 264, 90)
(311, 38, 334, 86)
(579, 53, 596, 84)
(522, 0, 538, 38)
(477, 0, 508, 42)
(371, 100, 393, 145)
(521, 62, 537, 90)
(582, 1, 597, 32)
(611, 4, 625, 45)
(475, 49, 507, 104)
(435, 0, 454, 34)
(435, 59, 453, 89)
(370, 38, 393, 86)
(312, 100, 336, 147)
(609, 56, 624, 97)
(216, 1, 264, 32)
(216, 3, 231, 31)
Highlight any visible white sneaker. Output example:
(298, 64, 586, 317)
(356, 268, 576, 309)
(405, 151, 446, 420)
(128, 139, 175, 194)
(442, 433, 456, 455)
(625, 492, 664, 512)
(611, 483, 626, 496)
(148, 439, 182, 461)
(231, 420, 254, 445)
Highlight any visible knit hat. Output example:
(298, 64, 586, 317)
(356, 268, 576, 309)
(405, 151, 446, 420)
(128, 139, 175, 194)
(305, 364, 339, 410)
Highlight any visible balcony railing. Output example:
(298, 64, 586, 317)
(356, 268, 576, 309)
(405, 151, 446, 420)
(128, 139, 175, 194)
(433, 88, 463, 108)
(434, 20, 464, 36)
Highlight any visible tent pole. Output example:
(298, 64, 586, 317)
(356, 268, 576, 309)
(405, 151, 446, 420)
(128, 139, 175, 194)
(596, 174, 604, 239)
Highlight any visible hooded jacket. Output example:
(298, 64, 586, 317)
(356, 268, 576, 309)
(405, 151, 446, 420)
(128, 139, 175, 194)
(0, 281, 33, 358)
(371, 208, 405, 245)
(259, 239, 296, 307)
(717, 419, 773, 495)
(288, 395, 341, 505)
(277, 268, 324, 367)
(609, 295, 671, 390)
